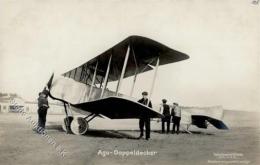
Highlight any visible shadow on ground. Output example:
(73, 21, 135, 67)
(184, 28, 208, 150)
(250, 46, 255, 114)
(46, 124, 214, 140)
(46, 124, 139, 139)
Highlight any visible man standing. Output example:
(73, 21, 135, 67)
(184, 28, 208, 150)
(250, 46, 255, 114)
(172, 103, 181, 134)
(138, 91, 152, 140)
(160, 99, 171, 133)
(37, 89, 49, 134)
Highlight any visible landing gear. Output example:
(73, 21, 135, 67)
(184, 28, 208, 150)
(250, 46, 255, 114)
(61, 113, 97, 135)
(70, 117, 89, 135)
(62, 116, 73, 134)
(61, 102, 98, 135)
(62, 116, 89, 135)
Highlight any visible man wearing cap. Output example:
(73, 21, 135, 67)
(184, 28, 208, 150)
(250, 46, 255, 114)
(160, 99, 171, 133)
(37, 89, 49, 134)
(138, 91, 152, 140)
(172, 103, 181, 134)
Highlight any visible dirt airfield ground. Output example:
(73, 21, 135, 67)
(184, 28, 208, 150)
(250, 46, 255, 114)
(0, 110, 259, 165)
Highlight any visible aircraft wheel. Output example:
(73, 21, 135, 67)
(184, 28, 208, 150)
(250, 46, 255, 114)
(61, 120, 66, 132)
(70, 117, 89, 135)
(61, 117, 73, 133)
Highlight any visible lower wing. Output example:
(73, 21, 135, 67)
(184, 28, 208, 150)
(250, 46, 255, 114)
(72, 96, 163, 119)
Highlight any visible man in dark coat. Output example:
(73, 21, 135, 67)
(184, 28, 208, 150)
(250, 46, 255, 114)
(138, 91, 152, 140)
(37, 89, 49, 134)
(160, 99, 171, 133)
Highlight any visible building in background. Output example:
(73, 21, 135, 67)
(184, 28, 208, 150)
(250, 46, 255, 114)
(0, 93, 64, 114)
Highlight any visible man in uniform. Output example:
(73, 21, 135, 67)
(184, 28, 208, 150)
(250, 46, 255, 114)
(138, 91, 152, 140)
(172, 102, 181, 134)
(160, 99, 171, 133)
(37, 89, 49, 134)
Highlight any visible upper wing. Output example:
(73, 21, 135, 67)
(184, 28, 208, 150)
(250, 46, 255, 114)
(62, 35, 189, 85)
(72, 96, 163, 119)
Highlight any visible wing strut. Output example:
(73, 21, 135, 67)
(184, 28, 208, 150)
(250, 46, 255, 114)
(88, 61, 98, 101)
(147, 57, 160, 106)
(116, 45, 130, 96)
(73, 68, 77, 79)
(130, 47, 139, 96)
(100, 54, 112, 98)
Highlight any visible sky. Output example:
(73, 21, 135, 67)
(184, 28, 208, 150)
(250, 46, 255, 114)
(0, 0, 259, 111)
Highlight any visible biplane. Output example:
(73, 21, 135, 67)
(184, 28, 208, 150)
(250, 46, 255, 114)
(46, 35, 227, 135)
(46, 35, 188, 134)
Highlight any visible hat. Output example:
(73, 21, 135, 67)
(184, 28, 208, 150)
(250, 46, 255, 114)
(142, 91, 148, 96)
(173, 102, 178, 105)
(162, 99, 167, 103)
